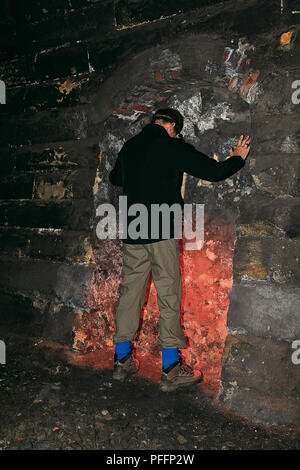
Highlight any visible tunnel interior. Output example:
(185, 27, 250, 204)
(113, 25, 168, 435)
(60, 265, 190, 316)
(0, 0, 300, 427)
(67, 36, 253, 396)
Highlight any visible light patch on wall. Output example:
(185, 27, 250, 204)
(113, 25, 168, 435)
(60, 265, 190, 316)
(217, 137, 239, 159)
(100, 133, 125, 154)
(280, 135, 299, 153)
(0, 80, 6, 104)
(67, 237, 96, 265)
(168, 92, 202, 137)
(37, 228, 62, 233)
(169, 93, 233, 138)
(72, 110, 88, 139)
(280, 31, 295, 50)
(237, 240, 268, 281)
(252, 174, 262, 189)
(54, 149, 67, 160)
(252, 168, 289, 197)
(35, 179, 73, 200)
(181, 172, 187, 198)
(93, 152, 103, 196)
(199, 102, 233, 134)
(205, 60, 219, 77)
(149, 48, 182, 75)
(197, 179, 212, 187)
(56, 78, 89, 102)
(95, 134, 125, 205)
(39, 148, 78, 168)
(238, 222, 276, 237)
(116, 13, 178, 31)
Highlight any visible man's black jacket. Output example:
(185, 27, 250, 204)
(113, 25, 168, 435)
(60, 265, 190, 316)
(109, 123, 245, 244)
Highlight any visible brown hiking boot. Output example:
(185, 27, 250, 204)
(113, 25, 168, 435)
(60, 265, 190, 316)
(160, 358, 203, 392)
(112, 351, 139, 382)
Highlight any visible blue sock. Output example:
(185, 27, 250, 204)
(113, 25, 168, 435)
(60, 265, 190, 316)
(115, 341, 131, 360)
(162, 348, 179, 370)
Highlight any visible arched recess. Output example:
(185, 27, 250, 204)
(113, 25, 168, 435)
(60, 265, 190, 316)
(67, 33, 257, 395)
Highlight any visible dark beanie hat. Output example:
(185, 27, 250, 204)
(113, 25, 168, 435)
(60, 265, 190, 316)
(152, 108, 184, 135)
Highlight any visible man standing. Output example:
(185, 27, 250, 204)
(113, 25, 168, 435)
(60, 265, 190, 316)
(109, 108, 250, 392)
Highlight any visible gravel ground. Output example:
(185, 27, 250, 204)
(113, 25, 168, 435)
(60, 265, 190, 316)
(0, 332, 299, 451)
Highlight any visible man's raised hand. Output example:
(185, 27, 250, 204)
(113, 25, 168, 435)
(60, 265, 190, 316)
(229, 135, 251, 160)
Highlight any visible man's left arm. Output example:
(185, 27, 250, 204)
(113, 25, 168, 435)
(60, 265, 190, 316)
(171, 135, 251, 182)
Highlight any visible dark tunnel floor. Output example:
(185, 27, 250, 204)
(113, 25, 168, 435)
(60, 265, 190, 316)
(0, 332, 299, 451)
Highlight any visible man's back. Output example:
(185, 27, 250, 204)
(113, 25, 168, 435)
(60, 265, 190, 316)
(110, 123, 184, 209)
(109, 121, 246, 243)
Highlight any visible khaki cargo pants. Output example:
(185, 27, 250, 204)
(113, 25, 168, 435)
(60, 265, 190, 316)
(113, 238, 187, 349)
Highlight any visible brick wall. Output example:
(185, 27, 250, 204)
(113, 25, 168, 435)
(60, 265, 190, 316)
(0, 0, 300, 425)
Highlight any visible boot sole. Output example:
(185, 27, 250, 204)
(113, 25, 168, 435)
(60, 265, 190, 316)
(160, 375, 203, 392)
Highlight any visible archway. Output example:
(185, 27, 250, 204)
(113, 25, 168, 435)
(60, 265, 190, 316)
(66, 34, 255, 395)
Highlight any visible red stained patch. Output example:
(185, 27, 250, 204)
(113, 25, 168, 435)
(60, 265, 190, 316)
(170, 70, 182, 79)
(222, 50, 231, 63)
(110, 107, 134, 115)
(67, 221, 236, 396)
(237, 57, 250, 75)
(228, 76, 238, 93)
(148, 93, 165, 101)
(131, 104, 151, 112)
(239, 70, 260, 100)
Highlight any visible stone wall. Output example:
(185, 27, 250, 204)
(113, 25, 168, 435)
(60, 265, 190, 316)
(0, 0, 300, 425)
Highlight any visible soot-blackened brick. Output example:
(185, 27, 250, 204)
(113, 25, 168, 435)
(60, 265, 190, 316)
(115, 0, 231, 26)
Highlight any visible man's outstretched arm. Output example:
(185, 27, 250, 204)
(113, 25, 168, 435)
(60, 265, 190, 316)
(173, 135, 251, 182)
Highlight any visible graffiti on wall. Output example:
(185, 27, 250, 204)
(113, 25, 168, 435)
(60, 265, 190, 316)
(222, 38, 261, 105)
